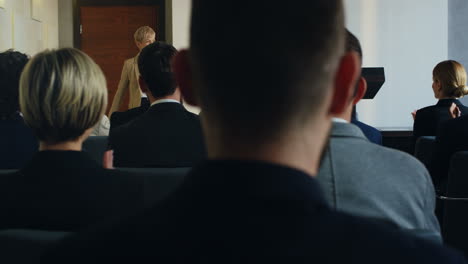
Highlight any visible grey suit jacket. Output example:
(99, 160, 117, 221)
(317, 122, 441, 240)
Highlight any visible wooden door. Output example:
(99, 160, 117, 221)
(80, 6, 158, 113)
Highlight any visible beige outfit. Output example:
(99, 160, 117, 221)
(108, 55, 142, 116)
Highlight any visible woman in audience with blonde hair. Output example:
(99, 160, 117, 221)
(0, 48, 146, 231)
(413, 60, 468, 138)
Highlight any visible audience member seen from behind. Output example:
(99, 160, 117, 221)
(108, 41, 206, 168)
(431, 108, 468, 193)
(351, 107, 382, 145)
(0, 50, 38, 169)
(108, 26, 155, 118)
(0, 48, 147, 231)
(42, 0, 464, 262)
(317, 30, 441, 242)
(413, 60, 468, 138)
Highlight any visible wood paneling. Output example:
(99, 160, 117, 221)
(80, 6, 158, 112)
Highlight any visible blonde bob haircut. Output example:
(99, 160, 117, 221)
(433, 60, 468, 98)
(19, 48, 107, 144)
(134, 26, 156, 43)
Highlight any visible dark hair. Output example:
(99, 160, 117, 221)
(0, 50, 29, 120)
(190, 0, 345, 141)
(346, 30, 362, 64)
(346, 30, 363, 98)
(138, 42, 177, 98)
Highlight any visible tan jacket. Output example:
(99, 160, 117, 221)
(108, 55, 142, 116)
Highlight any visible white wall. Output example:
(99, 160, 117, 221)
(171, 0, 200, 113)
(0, 0, 59, 55)
(345, 0, 448, 129)
(171, 0, 191, 50)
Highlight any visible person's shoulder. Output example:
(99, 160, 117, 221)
(365, 140, 426, 169)
(416, 105, 438, 116)
(111, 107, 144, 122)
(329, 211, 464, 262)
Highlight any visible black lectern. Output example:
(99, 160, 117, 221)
(361, 67, 385, 99)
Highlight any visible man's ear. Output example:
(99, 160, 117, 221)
(138, 76, 149, 94)
(353, 76, 367, 105)
(173, 49, 198, 106)
(329, 52, 361, 115)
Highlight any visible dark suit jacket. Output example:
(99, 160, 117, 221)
(413, 99, 468, 138)
(109, 100, 150, 131)
(42, 160, 465, 263)
(109, 102, 206, 168)
(352, 118, 382, 145)
(0, 151, 147, 232)
(0, 114, 38, 169)
(431, 115, 468, 192)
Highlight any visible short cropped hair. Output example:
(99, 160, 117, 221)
(138, 42, 177, 98)
(190, 0, 345, 141)
(19, 48, 107, 144)
(346, 30, 363, 98)
(433, 60, 468, 98)
(0, 50, 29, 120)
(346, 30, 362, 65)
(134, 26, 156, 43)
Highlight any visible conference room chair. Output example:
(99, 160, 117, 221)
(82, 136, 108, 165)
(439, 151, 468, 256)
(414, 136, 436, 170)
(116, 167, 190, 207)
(0, 229, 70, 264)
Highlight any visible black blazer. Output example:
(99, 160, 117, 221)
(0, 151, 146, 231)
(413, 99, 468, 138)
(0, 114, 38, 169)
(110, 104, 149, 132)
(109, 102, 206, 168)
(42, 160, 464, 262)
(431, 115, 468, 192)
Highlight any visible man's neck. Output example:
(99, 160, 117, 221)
(333, 107, 352, 123)
(202, 117, 332, 177)
(147, 92, 181, 105)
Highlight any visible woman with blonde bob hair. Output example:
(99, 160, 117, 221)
(0, 48, 145, 231)
(413, 60, 468, 138)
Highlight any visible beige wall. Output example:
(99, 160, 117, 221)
(0, 0, 59, 55)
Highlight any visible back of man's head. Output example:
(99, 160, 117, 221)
(138, 42, 177, 98)
(190, 0, 345, 141)
(0, 50, 29, 120)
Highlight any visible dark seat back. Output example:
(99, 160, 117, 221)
(116, 167, 191, 207)
(82, 136, 108, 165)
(0, 229, 69, 264)
(0, 169, 17, 175)
(414, 136, 436, 169)
(442, 151, 468, 256)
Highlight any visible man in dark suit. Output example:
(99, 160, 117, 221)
(42, 0, 465, 262)
(352, 106, 382, 145)
(109, 42, 206, 168)
(0, 50, 38, 169)
(109, 98, 149, 131)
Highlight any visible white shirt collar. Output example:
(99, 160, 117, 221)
(332, 117, 349, 123)
(151, 99, 181, 107)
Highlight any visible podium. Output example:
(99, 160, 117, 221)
(361, 67, 385, 99)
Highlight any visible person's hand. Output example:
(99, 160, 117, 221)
(411, 110, 417, 120)
(449, 103, 461, 119)
(103, 150, 114, 169)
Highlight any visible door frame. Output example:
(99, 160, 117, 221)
(72, 0, 167, 49)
